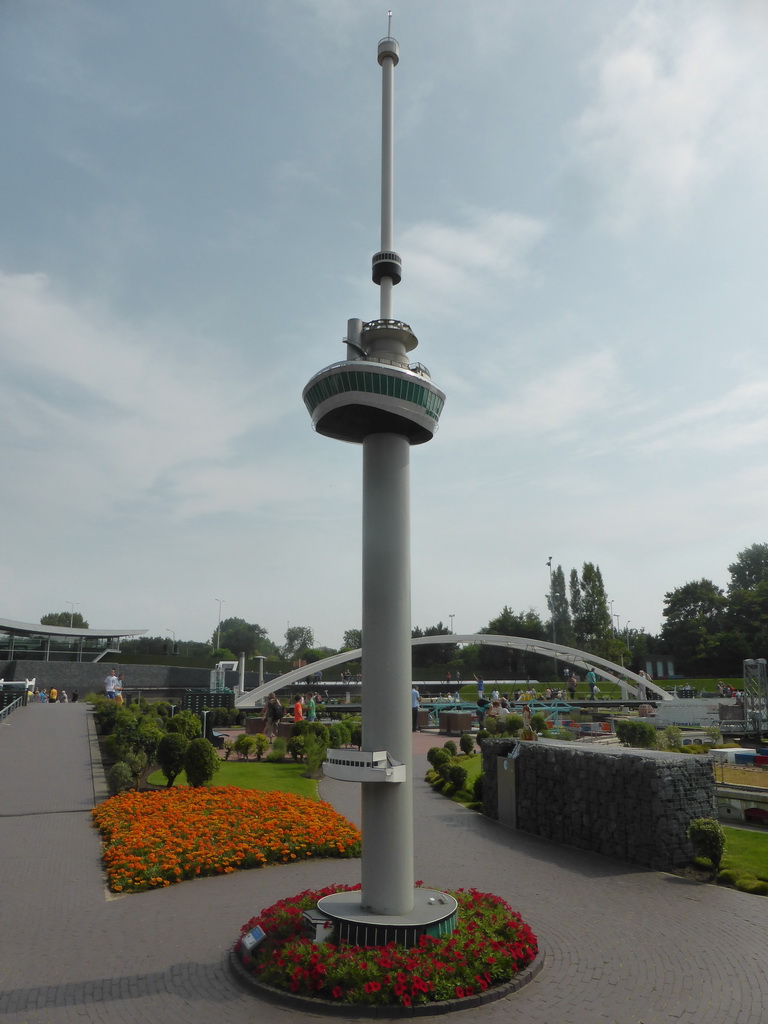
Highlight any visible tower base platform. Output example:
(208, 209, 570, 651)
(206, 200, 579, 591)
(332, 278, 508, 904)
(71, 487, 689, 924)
(316, 888, 458, 948)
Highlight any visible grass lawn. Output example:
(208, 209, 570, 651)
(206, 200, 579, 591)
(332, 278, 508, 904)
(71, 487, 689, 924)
(720, 826, 768, 882)
(146, 760, 318, 801)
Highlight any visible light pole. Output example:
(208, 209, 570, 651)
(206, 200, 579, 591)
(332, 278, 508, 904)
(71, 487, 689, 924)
(167, 629, 176, 641)
(449, 614, 455, 634)
(65, 600, 79, 627)
(215, 599, 225, 650)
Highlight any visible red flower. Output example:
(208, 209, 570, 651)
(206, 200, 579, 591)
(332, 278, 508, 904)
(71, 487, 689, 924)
(332, 986, 343, 999)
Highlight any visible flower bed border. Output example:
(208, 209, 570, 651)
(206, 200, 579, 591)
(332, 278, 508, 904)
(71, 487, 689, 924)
(229, 947, 545, 1017)
(230, 885, 544, 1016)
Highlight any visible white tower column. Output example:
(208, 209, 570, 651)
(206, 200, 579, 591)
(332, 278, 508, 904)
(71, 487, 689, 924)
(361, 431, 413, 915)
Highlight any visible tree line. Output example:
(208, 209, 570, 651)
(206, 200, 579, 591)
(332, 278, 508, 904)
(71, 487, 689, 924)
(41, 542, 768, 678)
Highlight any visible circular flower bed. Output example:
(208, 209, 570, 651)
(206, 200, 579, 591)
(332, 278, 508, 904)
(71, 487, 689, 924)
(92, 787, 361, 893)
(235, 883, 538, 1008)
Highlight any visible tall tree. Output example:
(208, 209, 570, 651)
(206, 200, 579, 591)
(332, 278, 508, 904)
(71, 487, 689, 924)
(342, 628, 362, 650)
(411, 622, 456, 668)
(727, 543, 768, 594)
(212, 617, 274, 657)
(40, 611, 89, 629)
(282, 625, 315, 660)
(660, 579, 729, 675)
(568, 569, 582, 639)
(578, 563, 612, 652)
(546, 564, 574, 648)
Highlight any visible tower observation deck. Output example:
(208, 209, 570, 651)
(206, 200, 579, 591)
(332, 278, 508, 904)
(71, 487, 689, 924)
(302, 34, 445, 446)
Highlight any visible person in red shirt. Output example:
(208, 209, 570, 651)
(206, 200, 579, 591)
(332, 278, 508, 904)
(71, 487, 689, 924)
(293, 696, 304, 723)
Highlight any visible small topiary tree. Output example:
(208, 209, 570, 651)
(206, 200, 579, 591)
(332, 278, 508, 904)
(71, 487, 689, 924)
(446, 763, 468, 793)
(184, 738, 220, 787)
(459, 733, 475, 756)
(530, 714, 547, 735)
(328, 723, 347, 748)
(234, 734, 258, 760)
(156, 732, 189, 787)
(443, 739, 458, 757)
(253, 733, 270, 760)
(223, 739, 236, 760)
(473, 771, 484, 803)
(107, 761, 134, 795)
(427, 747, 452, 771)
(687, 817, 726, 873)
(124, 750, 148, 788)
(287, 735, 306, 761)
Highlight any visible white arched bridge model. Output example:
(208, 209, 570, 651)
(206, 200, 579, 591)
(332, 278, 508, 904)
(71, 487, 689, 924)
(234, 634, 672, 708)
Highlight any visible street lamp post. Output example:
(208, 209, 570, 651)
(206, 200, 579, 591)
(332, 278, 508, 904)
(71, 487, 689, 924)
(65, 600, 79, 627)
(449, 614, 455, 634)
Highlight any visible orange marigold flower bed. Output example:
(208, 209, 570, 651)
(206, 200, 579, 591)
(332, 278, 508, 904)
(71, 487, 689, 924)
(92, 787, 361, 893)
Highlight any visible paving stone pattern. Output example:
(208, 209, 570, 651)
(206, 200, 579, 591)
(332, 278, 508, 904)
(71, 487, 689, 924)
(0, 704, 766, 1023)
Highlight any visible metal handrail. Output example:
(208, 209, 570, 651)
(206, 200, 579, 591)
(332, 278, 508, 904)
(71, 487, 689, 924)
(0, 694, 25, 723)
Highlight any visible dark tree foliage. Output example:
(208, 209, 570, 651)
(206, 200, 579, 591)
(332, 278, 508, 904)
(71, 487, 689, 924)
(213, 617, 275, 657)
(40, 611, 89, 629)
(156, 733, 189, 787)
(412, 622, 456, 668)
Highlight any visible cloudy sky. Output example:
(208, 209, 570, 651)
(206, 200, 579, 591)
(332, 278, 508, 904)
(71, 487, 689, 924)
(2, 0, 767, 652)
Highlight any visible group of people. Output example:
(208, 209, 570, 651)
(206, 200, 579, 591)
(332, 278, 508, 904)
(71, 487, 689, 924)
(260, 691, 323, 740)
(32, 687, 77, 703)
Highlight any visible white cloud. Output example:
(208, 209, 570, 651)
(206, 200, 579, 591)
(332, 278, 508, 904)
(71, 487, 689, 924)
(570, 1, 768, 231)
(0, 270, 294, 520)
(400, 209, 548, 312)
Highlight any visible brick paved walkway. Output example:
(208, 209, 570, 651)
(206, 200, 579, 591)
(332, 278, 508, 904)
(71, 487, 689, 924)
(1, 703, 767, 1023)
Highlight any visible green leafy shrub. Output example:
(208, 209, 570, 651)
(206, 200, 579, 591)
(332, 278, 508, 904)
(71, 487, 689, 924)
(473, 772, 484, 802)
(165, 710, 202, 739)
(107, 761, 134, 795)
(735, 877, 768, 896)
(459, 733, 475, 756)
(351, 725, 362, 748)
(704, 724, 723, 745)
(505, 714, 523, 735)
(303, 733, 327, 778)
(124, 750, 148, 787)
(183, 738, 221, 787)
(687, 817, 726, 871)
(223, 739, 236, 760)
(443, 739, 458, 757)
(427, 747, 452, 770)
(328, 723, 346, 748)
(530, 714, 547, 734)
(661, 726, 683, 749)
(266, 736, 287, 763)
(156, 733, 189, 787)
(717, 868, 740, 885)
(234, 734, 258, 760)
(305, 722, 330, 743)
(616, 720, 657, 748)
(446, 763, 468, 793)
(287, 735, 306, 761)
(254, 733, 270, 760)
(476, 729, 490, 744)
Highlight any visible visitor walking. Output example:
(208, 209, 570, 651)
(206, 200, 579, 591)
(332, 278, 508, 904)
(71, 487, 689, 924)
(411, 685, 421, 731)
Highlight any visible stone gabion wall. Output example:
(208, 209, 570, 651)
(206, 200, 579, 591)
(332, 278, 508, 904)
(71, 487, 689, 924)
(481, 738, 716, 871)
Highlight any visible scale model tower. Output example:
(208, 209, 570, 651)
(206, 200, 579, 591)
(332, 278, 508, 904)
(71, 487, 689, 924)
(303, 33, 448, 931)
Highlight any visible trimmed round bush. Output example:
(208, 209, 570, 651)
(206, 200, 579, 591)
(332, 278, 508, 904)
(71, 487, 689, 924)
(427, 746, 452, 770)
(443, 739, 458, 757)
(107, 761, 134, 795)
(687, 817, 726, 871)
(447, 763, 468, 792)
(459, 733, 475, 756)
(183, 737, 221, 787)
